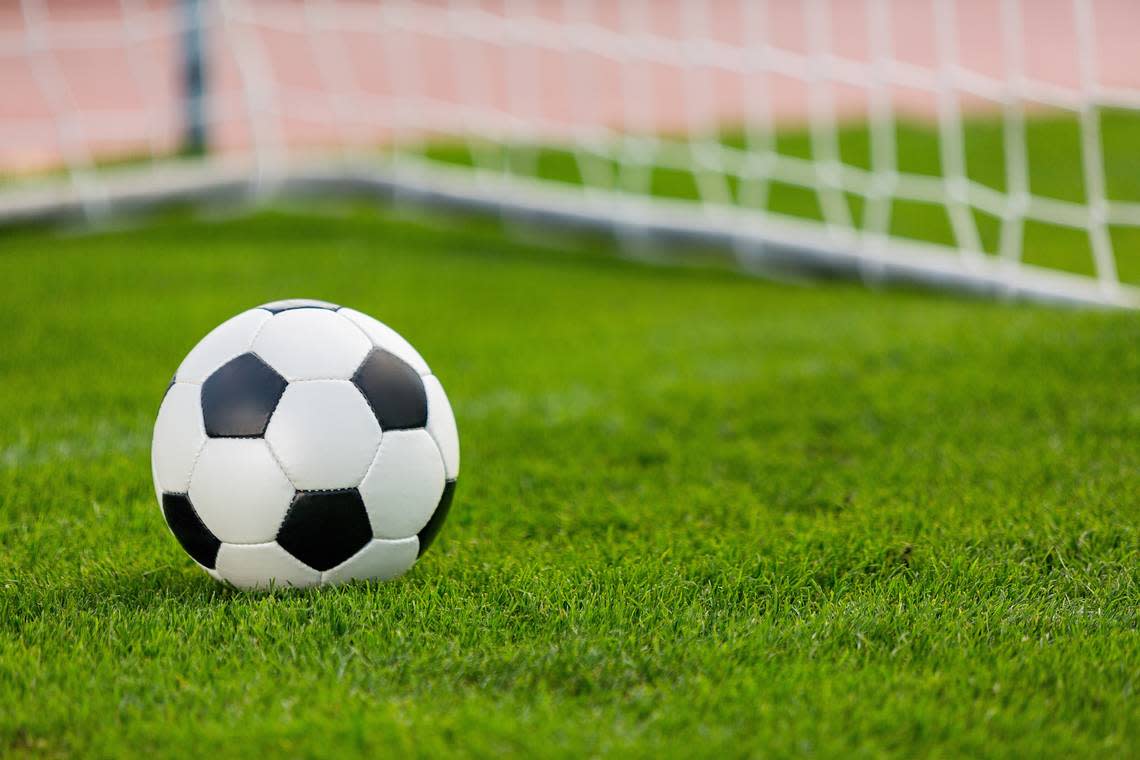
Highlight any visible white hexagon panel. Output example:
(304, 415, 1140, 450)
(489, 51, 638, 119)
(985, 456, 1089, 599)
(423, 375, 460, 480)
(214, 542, 321, 591)
(252, 308, 372, 381)
(265, 380, 381, 490)
(151, 299, 461, 591)
(359, 429, 447, 539)
(151, 383, 207, 495)
(322, 537, 420, 585)
(187, 438, 295, 544)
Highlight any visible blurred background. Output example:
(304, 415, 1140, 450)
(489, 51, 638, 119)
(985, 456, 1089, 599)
(3, 1, 1140, 305)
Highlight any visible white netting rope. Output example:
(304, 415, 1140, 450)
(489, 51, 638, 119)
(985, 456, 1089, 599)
(3, 1, 1139, 302)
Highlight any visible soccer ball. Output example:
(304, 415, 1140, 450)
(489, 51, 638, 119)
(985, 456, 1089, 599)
(150, 299, 459, 590)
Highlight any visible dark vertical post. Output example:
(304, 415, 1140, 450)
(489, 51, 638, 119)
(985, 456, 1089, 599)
(180, 0, 207, 156)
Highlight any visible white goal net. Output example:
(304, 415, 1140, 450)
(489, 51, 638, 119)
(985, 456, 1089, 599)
(3, 0, 1140, 307)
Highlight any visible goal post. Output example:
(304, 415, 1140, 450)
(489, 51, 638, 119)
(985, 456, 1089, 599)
(180, 0, 208, 156)
(2, 0, 1139, 308)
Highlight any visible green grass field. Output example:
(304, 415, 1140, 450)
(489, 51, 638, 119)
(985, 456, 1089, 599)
(1, 205, 1137, 758)
(2, 107, 1140, 757)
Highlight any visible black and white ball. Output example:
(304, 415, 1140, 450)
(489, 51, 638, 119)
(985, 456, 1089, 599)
(151, 299, 459, 590)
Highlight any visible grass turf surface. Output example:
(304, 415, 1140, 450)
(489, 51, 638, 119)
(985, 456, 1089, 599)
(0, 206, 1137, 758)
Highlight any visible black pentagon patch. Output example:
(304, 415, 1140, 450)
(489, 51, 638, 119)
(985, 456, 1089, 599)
(258, 298, 340, 314)
(417, 479, 456, 557)
(277, 489, 372, 571)
(201, 352, 287, 438)
(162, 493, 221, 569)
(352, 349, 428, 430)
